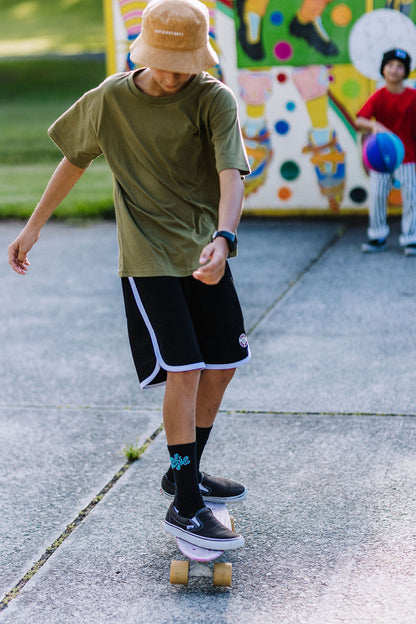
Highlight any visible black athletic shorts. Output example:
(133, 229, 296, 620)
(121, 264, 251, 388)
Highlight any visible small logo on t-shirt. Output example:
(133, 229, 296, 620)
(239, 333, 248, 348)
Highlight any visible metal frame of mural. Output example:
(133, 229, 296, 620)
(104, 0, 416, 215)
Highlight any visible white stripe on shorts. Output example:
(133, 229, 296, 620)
(128, 277, 205, 388)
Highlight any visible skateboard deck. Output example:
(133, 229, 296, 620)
(170, 502, 234, 587)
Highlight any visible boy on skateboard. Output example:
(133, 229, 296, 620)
(356, 48, 416, 255)
(8, 0, 249, 550)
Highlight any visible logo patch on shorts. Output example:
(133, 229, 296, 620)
(239, 333, 248, 348)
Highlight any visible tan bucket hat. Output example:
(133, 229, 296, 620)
(129, 0, 219, 74)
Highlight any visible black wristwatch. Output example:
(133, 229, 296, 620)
(211, 230, 238, 256)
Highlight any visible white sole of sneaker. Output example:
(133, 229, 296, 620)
(164, 520, 245, 551)
(361, 244, 386, 253)
(199, 491, 248, 504)
(160, 486, 248, 504)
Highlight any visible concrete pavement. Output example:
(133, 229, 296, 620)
(1, 217, 415, 623)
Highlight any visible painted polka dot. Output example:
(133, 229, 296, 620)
(341, 79, 361, 99)
(278, 186, 292, 200)
(275, 120, 290, 135)
(286, 101, 296, 112)
(331, 4, 352, 27)
(280, 160, 300, 181)
(274, 41, 293, 62)
(270, 11, 284, 26)
(277, 72, 288, 83)
(349, 187, 367, 203)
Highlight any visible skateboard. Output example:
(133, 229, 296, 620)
(170, 502, 235, 587)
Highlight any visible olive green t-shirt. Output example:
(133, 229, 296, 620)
(48, 70, 250, 277)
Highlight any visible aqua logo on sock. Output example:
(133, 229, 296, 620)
(170, 454, 191, 471)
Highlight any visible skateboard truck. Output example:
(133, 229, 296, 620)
(170, 559, 232, 587)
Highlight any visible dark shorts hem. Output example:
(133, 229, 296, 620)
(122, 266, 250, 389)
(142, 349, 252, 389)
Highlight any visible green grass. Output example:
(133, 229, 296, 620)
(0, 56, 107, 164)
(0, 1, 113, 219)
(0, 0, 105, 57)
(121, 438, 142, 462)
(0, 161, 114, 219)
(0, 56, 114, 219)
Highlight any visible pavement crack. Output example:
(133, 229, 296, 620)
(0, 423, 163, 613)
(0, 404, 163, 412)
(247, 224, 348, 335)
(221, 409, 416, 418)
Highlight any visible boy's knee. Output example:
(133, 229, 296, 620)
(207, 367, 236, 385)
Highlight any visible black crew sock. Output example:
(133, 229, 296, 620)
(167, 441, 204, 517)
(195, 425, 213, 477)
(166, 425, 213, 482)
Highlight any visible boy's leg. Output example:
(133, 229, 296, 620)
(162, 367, 247, 502)
(195, 368, 235, 428)
(193, 369, 236, 473)
(163, 369, 205, 517)
(362, 170, 390, 251)
(165, 368, 235, 475)
(163, 369, 200, 445)
(192, 369, 235, 471)
(163, 370, 244, 550)
(397, 163, 416, 251)
(195, 368, 247, 500)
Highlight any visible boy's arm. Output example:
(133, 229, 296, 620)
(193, 168, 244, 285)
(356, 116, 389, 134)
(8, 157, 87, 275)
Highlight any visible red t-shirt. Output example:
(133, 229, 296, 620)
(357, 87, 416, 163)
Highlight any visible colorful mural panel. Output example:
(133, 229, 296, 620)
(104, 0, 416, 215)
(235, 0, 366, 68)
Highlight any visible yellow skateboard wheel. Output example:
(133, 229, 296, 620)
(213, 562, 232, 587)
(170, 560, 189, 585)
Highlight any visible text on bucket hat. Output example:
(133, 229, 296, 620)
(129, 0, 219, 74)
(380, 48, 411, 78)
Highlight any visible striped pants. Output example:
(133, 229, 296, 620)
(368, 162, 416, 246)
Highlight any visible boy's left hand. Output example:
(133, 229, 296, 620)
(192, 238, 229, 285)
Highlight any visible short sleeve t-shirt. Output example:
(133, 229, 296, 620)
(48, 70, 250, 277)
(357, 87, 416, 163)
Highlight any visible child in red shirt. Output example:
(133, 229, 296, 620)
(356, 48, 416, 256)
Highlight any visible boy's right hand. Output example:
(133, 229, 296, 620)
(8, 228, 39, 275)
(192, 237, 229, 285)
(372, 121, 389, 134)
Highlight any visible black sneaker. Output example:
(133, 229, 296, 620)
(361, 238, 387, 253)
(289, 16, 339, 56)
(164, 503, 244, 550)
(161, 472, 247, 503)
(404, 244, 416, 257)
(235, 0, 265, 61)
